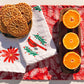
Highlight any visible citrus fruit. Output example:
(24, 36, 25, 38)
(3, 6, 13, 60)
(63, 9, 81, 29)
(63, 52, 81, 70)
(63, 32, 79, 50)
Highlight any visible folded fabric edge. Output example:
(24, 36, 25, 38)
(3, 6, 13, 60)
(0, 62, 26, 73)
(26, 49, 56, 65)
(2, 67, 26, 73)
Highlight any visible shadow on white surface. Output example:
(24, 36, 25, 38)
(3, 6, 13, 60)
(49, 80, 84, 84)
(49, 80, 71, 84)
(0, 80, 21, 84)
(0, 80, 84, 84)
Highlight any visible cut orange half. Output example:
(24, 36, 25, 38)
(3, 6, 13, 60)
(63, 32, 79, 50)
(63, 9, 81, 29)
(63, 52, 81, 70)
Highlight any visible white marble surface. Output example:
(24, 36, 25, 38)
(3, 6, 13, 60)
(0, 0, 84, 5)
(0, 0, 84, 84)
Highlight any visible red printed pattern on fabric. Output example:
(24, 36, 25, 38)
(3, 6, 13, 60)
(0, 5, 84, 80)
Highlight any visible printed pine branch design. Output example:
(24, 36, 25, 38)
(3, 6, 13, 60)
(33, 34, 47, 45)
(33, 6, 42, 11)
(24, 46, 38, 56)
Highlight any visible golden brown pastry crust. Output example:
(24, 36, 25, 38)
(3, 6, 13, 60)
(15, 3, 32, 23)
(2, 7, 22, 26)
(1, 4, 15, 13)
(0, 15, 8, 33)
(7, 16, 29, 37)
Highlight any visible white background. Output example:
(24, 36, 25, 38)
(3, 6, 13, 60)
(0, 0, 84, 84)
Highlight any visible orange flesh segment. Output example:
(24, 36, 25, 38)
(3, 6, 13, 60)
(63, 10, 80, 29)
(63, 32, 79, 50)
(63, 52, 81, 69)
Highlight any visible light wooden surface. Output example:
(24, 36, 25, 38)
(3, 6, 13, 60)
(0, 0, 84, 84)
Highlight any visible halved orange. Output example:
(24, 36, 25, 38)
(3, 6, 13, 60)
(63, 52, 81, 70)
(63, 32, 79, 50)
(63, 9, 81, 29)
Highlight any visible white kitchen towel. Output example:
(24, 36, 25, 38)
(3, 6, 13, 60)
(0, 34, 26, 73)
(19, 6, 57, 65)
